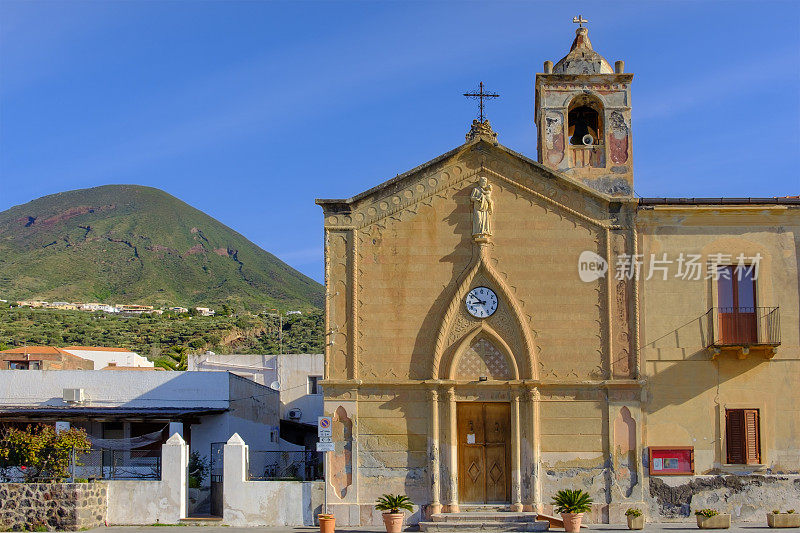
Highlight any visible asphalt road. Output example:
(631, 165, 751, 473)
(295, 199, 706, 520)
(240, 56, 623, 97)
(85, 524, 791, 533)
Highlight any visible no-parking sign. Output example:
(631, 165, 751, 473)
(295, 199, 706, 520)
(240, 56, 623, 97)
(318, 416, 332, 438)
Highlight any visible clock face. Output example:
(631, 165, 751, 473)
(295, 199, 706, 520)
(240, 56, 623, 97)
(465, 286, 498, 318)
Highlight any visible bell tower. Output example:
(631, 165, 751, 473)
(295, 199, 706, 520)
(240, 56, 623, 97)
(535, 17, 634, 196)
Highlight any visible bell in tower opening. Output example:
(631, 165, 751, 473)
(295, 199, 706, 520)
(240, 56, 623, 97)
(568, 95, 603, 146)
(535, 19, 634, 197)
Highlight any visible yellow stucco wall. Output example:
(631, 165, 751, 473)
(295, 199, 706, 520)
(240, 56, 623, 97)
(639, 207, 800, 473)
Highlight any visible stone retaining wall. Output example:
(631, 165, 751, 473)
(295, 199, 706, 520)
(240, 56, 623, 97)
(647, 475, 800, 522)
(0, 482, 107, 531)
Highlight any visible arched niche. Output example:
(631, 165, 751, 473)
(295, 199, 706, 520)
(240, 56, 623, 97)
(568, 94, 604, 146)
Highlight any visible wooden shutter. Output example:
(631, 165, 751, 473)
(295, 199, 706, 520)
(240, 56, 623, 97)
(744, 409, 761, 464)
(725, 409, 745, 464)
(726, 409, 761, 464)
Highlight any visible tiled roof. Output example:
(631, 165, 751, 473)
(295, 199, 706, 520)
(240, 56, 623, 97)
(63, 346, 133, 352)
(0, 346, 72, 356)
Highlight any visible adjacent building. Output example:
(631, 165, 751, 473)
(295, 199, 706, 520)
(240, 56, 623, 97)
(316, 24, 800, 525)
(0, 346, 94, 370)
(189, 352, 324, 448)
(0, 370, 279, 460)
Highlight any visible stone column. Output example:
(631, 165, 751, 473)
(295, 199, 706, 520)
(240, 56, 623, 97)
(428, 388, 442, 516)
(445, 386, 459, 513)
(526, 387, 541, 512)
(510, 389, 523, 512)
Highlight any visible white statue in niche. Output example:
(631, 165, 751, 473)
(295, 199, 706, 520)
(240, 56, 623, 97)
(470, 176, 494, 239)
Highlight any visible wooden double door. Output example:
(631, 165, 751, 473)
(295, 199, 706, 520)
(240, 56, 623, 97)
(457, 402, 511, 504)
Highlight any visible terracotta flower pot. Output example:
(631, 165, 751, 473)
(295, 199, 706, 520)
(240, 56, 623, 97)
(318, 514, 335, 533)
(627, 515, 644, 530)
(767, 513, 800, 528)
(696, 514, 730, 529)
(382, 512, 404, 533)
(561, 512, 584, 533)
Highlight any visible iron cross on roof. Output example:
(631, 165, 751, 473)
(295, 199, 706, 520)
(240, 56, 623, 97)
(463, 82, 499, 123)
(572, 15, 588, 28)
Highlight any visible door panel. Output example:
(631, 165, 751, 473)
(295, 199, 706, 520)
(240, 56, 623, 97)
(485, 444, 508, 503)
(457, 402, 510, 504)
(459, 444, 485, 504)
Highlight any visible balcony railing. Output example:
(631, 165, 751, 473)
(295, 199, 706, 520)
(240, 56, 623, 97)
(705, 307, 780, 355)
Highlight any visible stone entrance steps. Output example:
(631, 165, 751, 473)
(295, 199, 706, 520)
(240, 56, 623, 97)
(420, 512, 549, 532)
(179, 516, 223, 526)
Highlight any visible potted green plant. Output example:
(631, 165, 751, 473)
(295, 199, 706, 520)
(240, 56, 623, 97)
(375, 494, 413, 533)
(625, 508, 644, 530)
(552, 489, 593, 533)
(317, 513, 335, 533)
(695, 509, 730, 529)
(767, 510, 800, 528)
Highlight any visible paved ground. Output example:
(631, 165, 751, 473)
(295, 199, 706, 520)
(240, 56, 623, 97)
(84, 524, 784, 533)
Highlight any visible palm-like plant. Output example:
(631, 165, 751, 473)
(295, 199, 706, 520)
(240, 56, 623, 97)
(375, 494, 414, 514)
(552, 489, 593, 514)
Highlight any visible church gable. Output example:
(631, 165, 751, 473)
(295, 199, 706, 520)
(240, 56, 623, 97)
(319, 134, 634, 383)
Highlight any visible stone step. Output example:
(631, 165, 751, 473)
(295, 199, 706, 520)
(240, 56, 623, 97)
(458, 505, 513, 513)
(420, 520, 549, 532)
(432, 513, 542, 523)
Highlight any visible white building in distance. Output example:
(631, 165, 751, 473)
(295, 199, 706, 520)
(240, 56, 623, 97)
(62, 346, 154, 369)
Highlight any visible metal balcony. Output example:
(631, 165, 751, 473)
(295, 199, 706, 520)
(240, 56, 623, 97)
(705, 306, 780, 359)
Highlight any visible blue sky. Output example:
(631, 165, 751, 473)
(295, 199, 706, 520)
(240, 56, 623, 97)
(1, 1, 798, 283)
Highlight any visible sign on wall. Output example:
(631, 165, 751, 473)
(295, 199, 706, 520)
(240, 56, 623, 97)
(317, 416, 334, 451)
(649, 446, 694, 475)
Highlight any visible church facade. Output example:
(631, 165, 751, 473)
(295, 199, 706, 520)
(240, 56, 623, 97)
(316, 25, 800, 525)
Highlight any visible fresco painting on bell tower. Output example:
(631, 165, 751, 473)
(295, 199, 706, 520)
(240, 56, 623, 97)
(316, 17, 800, 527)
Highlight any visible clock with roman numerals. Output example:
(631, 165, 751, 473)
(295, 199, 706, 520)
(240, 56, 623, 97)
(465, 286, 498, 318)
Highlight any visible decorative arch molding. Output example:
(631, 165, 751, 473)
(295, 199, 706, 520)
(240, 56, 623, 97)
(446, 324, 519, 381)
(432, 244, 537, 380)
(559, 90, 609, 109)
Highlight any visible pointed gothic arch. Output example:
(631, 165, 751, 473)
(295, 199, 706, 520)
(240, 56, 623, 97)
(446, 325, 519, 381)
(431, 244, 537, 380)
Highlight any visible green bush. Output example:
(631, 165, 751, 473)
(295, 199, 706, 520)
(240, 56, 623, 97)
(0, 424, 91, 482)
(551, 489, 593, 514)
(625, 508, 642, 517)
(695, 509, 719, 518)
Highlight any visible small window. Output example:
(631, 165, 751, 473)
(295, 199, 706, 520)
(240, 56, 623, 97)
(726, 408, 761, 465)
(8, 361, 31, 369)
(307, 376, 322, 395)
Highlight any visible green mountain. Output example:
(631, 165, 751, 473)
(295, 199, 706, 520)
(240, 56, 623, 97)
(0, 185, 323, 311)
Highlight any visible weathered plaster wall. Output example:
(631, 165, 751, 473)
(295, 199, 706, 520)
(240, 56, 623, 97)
(106, 434, 188, 525)
(222, 434, 323, 526)
(0, 483, 107, 531)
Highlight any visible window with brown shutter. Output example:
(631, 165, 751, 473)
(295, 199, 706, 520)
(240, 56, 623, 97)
(726, 409, 761, 464)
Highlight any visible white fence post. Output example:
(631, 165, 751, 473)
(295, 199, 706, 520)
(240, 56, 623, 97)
(161, 432, 188, 522)
(222, 433, 248, 524)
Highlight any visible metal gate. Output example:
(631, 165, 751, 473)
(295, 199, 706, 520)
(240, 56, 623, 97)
(209, 442, 224, 517)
